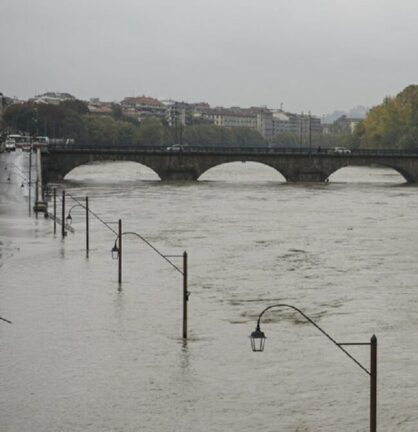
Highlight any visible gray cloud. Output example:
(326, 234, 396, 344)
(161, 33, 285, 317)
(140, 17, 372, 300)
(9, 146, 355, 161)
(1, 0, 417, 113)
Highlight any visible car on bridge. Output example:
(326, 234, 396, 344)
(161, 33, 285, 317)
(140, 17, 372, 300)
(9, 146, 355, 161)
(5, 139, 16, 151)
(333, 147, 351, 154)
(166, 144, 184, 152)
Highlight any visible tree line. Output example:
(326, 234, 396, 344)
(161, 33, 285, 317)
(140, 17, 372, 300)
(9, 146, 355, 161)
(1, 100, 266, 148)
(354, 84, 418, 149)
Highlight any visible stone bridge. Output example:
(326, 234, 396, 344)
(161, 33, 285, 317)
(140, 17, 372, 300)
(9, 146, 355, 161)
(41, 145, 418, 183)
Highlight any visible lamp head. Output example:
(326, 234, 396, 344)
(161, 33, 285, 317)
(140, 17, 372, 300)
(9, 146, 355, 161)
(111, 243, 119, 260)
(66, 213, 73, 225)
(250, 326, 266, 352)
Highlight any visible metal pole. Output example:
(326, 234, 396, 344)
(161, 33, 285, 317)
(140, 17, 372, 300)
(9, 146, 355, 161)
(61, 190, 66, 238)
(86, 197, 89, 257)
(299, 112, 303, 148)
(308, 111, 312, 155)
(53, 188, 56, 234)
(35, 178, 39, 206)
(118, 219, 122, 284)
(28, 139, 32, 215)
(183, 251, 188, 339)
(370, 335, 377, 432)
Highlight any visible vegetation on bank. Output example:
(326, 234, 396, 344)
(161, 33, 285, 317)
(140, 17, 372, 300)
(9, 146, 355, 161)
(1, 100, 265, 148)
(354, 84, 418, 149)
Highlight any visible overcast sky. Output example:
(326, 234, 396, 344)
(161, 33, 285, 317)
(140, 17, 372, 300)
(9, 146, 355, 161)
(1, 0, 417, 114)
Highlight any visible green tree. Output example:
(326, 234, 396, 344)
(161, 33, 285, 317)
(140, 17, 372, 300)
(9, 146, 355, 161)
(115, 121, 141, 146)
(60, 99, 89, 115)
(111, 103, 123, 121)
(85, 116, 117, 146)
(62, 112, 88, 144)
(37, 104, 65, 137)
(138, 118, 165, 146)
(3, 103, 37, 134)
(358, 84, 418, 149)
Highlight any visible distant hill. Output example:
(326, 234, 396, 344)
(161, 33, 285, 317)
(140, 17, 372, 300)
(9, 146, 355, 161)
(322, 105, 368, 123)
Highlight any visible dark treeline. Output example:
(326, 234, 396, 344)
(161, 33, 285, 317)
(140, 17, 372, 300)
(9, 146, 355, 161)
(2, 100, 266, 148)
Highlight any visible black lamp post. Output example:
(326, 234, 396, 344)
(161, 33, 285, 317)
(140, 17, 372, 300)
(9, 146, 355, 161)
(65, 199, 90, 256)
(110, 219, 190, 339)
(250, 303, 377, 432)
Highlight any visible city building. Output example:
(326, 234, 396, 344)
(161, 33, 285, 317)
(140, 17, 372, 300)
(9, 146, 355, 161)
(164, 101, 193, 127)
(272, 110, 321, 138)
(87, 98, 113, 116)
(121, 96, 166, 120)
(326, 115, 362, 134)
(32, 92, 76, 105)
(213, 109, 257, 129)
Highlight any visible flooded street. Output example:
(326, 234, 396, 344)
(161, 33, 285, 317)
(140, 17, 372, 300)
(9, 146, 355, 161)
(1, 150, 418, 431)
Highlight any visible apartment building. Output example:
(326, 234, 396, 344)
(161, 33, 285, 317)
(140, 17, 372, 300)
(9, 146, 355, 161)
(213, 110, 257, 129)
(272, 111, 321, 137)
(32, 92, 76, 105)
(121, 96, 166, 120)
(325, 115, 362, 135)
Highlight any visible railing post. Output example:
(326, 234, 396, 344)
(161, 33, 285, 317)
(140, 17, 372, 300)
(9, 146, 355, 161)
(118, 219, 122, 284)
(370, 335, 377, 432)
(61, 190, 66, 238)
(86, 197, 89, 257)
(183, 251, 188, 339)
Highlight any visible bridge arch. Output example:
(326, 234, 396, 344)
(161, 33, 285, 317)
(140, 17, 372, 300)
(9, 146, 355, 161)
(327, 163, 409, 183)
(42, 154, 167, 183)
(197, 160, 287, 182)
(64, 160, 161, 181)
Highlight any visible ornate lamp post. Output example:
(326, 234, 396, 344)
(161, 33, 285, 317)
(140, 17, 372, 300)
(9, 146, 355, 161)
(111, 219, 190, 339)
(250, 303, 377, 432)
(66, 198, 90, 256)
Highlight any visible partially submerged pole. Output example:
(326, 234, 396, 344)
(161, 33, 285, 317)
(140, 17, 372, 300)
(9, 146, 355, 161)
(183, 251, 188, 339)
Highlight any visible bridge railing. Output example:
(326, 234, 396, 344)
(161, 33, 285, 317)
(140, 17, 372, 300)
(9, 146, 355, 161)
(46, 144, 418, 156)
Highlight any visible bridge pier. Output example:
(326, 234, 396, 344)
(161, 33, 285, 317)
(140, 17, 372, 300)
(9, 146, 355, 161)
(285, 171, 330, 183)
(160, 168, 199, 181)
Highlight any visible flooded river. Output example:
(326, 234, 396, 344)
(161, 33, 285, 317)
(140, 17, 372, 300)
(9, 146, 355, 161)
(1, 150, 418, 431)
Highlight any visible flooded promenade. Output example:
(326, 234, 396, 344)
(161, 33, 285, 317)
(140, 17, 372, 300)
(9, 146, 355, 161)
(1, 150, 418, 431)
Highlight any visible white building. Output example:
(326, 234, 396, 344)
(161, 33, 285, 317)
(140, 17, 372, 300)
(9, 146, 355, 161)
(272, 110, 321, 137)
(32, 92, 76, 105)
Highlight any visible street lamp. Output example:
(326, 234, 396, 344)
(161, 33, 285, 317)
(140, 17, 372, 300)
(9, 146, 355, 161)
(111, 242, 119, 260)
(65, 198, 90, 257)
(110, 219, 190, 339)
(250, 303, 377, 432)
(65, 205, 78, 225)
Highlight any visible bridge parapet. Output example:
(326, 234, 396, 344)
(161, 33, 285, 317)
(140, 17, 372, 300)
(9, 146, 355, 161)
(47, 144, 418, 157)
